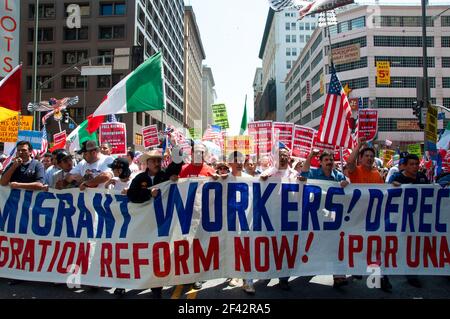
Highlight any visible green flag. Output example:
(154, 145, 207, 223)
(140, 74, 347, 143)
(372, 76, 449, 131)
(93, 52, 165, 116)
(239, 95, 248, 135)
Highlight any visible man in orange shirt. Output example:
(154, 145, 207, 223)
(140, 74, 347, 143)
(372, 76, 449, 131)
(346, 138, 383, 184)
(345, 138, 391, 292)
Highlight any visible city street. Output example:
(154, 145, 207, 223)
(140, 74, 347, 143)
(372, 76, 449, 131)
(1, 275, 450, 299)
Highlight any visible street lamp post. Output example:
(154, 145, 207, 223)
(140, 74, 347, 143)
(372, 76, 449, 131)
(421, 0, 430, 153)
(32, 0, 40, 131)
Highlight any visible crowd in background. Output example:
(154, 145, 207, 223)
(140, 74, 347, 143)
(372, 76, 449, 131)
(0, 137, 449, 297)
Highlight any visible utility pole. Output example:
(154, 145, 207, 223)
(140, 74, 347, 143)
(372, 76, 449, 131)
(421, 0, 429, 153)
(32, 0, 40, 131)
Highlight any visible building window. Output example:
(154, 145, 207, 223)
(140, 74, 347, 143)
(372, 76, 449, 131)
(375, 56, 434, 68)
(309, 33, 322, 55)
(287, 61, 292, 69)
(291, 35, 296, 43)
(442, 16, 450, 27)
(443, 57, 450, 68)
(62, 75, 87, 89)
(443, 78, 450, 88)
(334, 56, 368, 73)
(350, 16, 365, 30)
(286, 48, 291, 56)
(100, 2, 126, 16)
(442, 37, 450, 47)
(64, 3, 90, 17)
(69, 107, 84, 123)
(305, 23, 310, 30)
(291, 22, 296, 29)
(299, 35, 305, 43)
(27, 51, 53, 66)
(63, 50, 88, 65)
(306, 35, 310, 42)
(299, 23, 304, 30)
(312, 104, 323, 117)
(145, 113, 151, 126)
(311, 69, 323, 87)
(444, 98, 450, 108)
(64, 27, 89, 41)
(375, 76, 435, 88)
(286, 35, 291, 43)
(26, 75, 52, 90)
(285, 23, 290, 31)
(98, 49, 114, 64)
(292, 48, 297, 56)
(29, 3, 55, 19)
(135, 133, 143, 146)
(376, 97, 416, 109)
(99, 25, 125, 40)
(28, 28, 54, 42)
(136, 112, 143, 125)
(374, 36, 434, 47)
(97, 74, 122, 88)
(332, 36, 367, 49)
(341, 77, 369, 90)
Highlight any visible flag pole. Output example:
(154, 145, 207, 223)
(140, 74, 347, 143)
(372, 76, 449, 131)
(324, 12, 346, 171)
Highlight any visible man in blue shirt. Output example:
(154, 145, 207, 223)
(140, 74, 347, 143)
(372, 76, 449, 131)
(0, 141, 47, 191)
(301, 150, 349, 288)
(300, 150, 348, 187)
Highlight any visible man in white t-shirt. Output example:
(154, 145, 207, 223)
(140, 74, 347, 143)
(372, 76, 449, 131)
(65, 140, 113, 190)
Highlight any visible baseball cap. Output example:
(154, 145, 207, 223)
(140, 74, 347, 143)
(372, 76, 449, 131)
(77, 140, 99, 154)
(108, 157, 130, 170)
(56, 150, 72, 163)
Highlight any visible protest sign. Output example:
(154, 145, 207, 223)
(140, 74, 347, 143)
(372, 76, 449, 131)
(99, 122, 126, 155)
(0, 0, 20, 76)
(248, 121, 273, 156)
(408, 144, 422, 160)
(0, 180, 449, 288)
(17, 130, 42, 150)
(358, 109, 378, 141)
(142, 125, 159, 148)
(273, 122, 294, 150)
(53, 131, 67, 145)
(0, 115, 33, 142)
(292, 125, 315, 158)
(211, 104, 229, 129)
(224, 136, 251, 157)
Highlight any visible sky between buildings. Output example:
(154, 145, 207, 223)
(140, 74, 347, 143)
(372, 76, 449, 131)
(186, 0, 449, 134)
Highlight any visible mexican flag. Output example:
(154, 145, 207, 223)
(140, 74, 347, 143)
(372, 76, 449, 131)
(93, 52, 165, 117)
(66, 120, 98, 153)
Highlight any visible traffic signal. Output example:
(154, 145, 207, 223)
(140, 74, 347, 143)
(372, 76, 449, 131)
(62, 110, 69, 124)
(412, 99, 424, 129)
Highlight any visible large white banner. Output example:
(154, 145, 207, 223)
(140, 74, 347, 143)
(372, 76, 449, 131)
(0, 0, 20, 77)
(0, 179, 449, 289)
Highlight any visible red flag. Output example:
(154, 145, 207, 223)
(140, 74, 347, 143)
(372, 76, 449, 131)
(50, 140, 66, 152)
(87, 114, 105, 134)
(317, 66, 355, 149)
(0, 64, 22, 111)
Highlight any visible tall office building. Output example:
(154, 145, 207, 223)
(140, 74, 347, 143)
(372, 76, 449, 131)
(20, 0, 185, 150)
(201, 65, 216, 134)
(284, 5, 450, 148)
(257, 7, 317, 121)
(184, 5, 206, 131)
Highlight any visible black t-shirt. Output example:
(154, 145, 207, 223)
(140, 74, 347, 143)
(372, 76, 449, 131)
(3, 159, 45, 184)
(392, 171, 429, 184)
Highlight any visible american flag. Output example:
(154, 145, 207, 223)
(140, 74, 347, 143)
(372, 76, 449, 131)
(32, 125, 49, 158)
(202, 125, 222, 141)
(267, 0, 302, 11)
(2, 146, 17, 169)
(317, 66, 355, 149)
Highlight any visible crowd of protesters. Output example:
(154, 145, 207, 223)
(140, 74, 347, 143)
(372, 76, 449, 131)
(0, 136, 449, 298)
